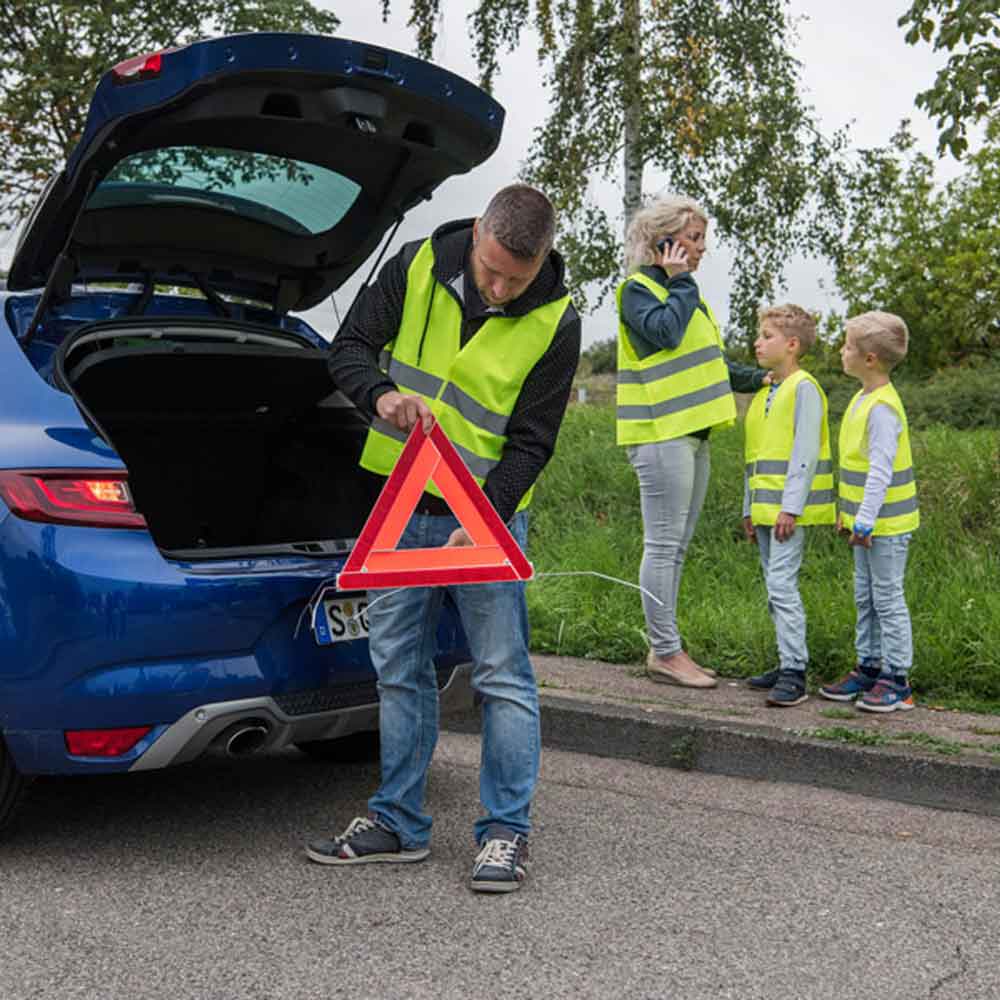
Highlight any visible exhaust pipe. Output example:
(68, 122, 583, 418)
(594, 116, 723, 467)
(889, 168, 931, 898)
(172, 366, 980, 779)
(218, 720, 269, 757)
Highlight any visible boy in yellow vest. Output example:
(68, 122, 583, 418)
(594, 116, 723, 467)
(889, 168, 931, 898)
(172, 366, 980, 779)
(821, 311, 919, 712)
(743, 305, 836, 706)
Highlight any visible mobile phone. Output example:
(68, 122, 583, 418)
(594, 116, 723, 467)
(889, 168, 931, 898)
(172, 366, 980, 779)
(656, 236, 674, 254)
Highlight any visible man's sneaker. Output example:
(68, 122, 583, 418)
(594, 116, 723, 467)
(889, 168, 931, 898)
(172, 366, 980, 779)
(766, 669, 808, 707)
(819, 668, 880, 702)
(856, 678, 915, 714)
(470, 824, 528, 894)
(305, 816, 430, 865)
(747, 668, 780, 690)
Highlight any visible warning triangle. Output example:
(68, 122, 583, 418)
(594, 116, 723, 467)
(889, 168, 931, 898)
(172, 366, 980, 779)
(336, 420, 534, 591)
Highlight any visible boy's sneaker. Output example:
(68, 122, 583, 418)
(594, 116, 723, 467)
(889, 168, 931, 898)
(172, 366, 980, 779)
(819, 668, 879, 702)
(766, 670, 808, 707)
(470, 824, 529, 894)
(747, 668, 780, 690)
(856, 678, 915, 714)
(305, 815, 430, 865)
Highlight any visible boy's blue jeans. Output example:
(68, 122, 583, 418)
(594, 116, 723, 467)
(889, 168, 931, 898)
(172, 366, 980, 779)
(754, 525, 808, 671)
(853, 533, 914, 675)
(366, 511, 539, 849)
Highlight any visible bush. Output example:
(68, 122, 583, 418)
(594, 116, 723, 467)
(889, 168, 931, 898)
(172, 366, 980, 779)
(580, 336, 616, 375)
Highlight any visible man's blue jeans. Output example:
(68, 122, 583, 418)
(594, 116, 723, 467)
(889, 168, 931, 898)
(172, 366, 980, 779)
(366, 511, 539, 849)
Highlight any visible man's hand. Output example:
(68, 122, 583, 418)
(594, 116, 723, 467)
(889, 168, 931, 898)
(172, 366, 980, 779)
(743, 516, 756, 543)
(376, 391, 434, 433)
(774, 511, 798, 543)
(445, 528, 473, 547)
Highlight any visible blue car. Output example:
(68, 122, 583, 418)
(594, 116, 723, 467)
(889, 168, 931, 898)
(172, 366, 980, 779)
(0, 32, 504, 831)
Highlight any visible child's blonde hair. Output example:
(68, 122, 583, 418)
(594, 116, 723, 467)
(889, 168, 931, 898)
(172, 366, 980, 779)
(624, 195, 708, 273)
(758, 303, 817, 356)
(845, 311, 909, 369)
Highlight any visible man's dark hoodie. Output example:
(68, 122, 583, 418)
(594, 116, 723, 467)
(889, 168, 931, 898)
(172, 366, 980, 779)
(328, 219, 582, 523)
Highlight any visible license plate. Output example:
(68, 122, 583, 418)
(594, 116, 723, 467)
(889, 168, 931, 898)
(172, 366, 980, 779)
(313, 595, 370, 646)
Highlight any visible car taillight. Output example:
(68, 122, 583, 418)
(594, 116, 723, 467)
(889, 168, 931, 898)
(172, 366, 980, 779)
(65, 727, 152, 757)
(111, 49, 173, 83)
(0, 470, 147, 529)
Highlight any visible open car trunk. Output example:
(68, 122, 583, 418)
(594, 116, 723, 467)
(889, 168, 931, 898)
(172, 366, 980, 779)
(59, 321, 383, 557)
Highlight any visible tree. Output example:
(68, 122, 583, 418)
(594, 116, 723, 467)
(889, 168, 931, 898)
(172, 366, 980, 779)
(899, 0, 1000, 158)
(0, 1, 339, 225)
(835, 120, 1000, 371)
(389, 1, 849, 342)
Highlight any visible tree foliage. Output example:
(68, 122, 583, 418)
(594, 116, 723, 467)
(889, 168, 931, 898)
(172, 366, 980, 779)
(899, 0, 1000, 158)
(0, 0, 339, 225)
(835, 120, 1000, 371)
(392, 0, 849, 341)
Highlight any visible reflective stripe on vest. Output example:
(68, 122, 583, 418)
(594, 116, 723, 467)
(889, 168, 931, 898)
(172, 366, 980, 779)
(744, 369, 836, 526)
(615, 271, 736, 445)
(360, 238, 571, 511)
(837, 383, 919, 535)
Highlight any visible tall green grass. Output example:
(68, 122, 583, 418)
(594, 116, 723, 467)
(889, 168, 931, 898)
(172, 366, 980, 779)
(526, 404, 1000, 709)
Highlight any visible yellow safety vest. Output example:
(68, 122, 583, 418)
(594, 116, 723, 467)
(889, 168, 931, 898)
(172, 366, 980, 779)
(615, 271, 736, 446)
(838, 383, 919, 535)
(360, 239, 571, 512)
(744, 369, 836, 526)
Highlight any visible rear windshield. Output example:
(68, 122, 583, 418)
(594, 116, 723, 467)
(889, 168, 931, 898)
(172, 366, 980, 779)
(87, 146, 361, 235)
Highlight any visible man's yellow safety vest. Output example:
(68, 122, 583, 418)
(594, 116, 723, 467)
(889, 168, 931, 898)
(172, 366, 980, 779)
(744, 369, 836, 526)
(838, 383, 919, 535)
(361, 239, 571, 512)
(615, 271, 736, 446)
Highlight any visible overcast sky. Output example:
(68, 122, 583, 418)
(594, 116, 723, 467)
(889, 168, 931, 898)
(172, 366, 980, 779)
(299, 0, 968, 345)
(0, 2, 968, 346)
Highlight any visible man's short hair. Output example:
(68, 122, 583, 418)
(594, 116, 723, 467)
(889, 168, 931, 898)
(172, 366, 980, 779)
(479, 184, 555, 260)
(845, 310, 909, 369)
(758, 303, 818, 356)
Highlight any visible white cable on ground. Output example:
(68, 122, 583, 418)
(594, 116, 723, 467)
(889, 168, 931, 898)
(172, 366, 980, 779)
(295, 568, 663, 638)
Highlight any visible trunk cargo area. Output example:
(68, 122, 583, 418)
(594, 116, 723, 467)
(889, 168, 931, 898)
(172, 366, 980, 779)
(64, 337, 382, 554)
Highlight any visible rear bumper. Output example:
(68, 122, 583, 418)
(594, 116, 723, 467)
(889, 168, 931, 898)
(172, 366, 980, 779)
(130, 662, 473, 771)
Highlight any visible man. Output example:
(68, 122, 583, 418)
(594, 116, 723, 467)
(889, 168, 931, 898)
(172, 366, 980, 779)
(306, 184, 580, 893)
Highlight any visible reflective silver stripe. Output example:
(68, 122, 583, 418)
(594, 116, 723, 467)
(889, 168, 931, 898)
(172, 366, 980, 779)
(439, 383, 509, 437)
(806, 489, 836, 506)
(451, 441, 497, 480)
(617, 345, 723, 385)
(372, 417, 496, 479)
(751, 489, 784, 505)
(754, 459, 789, 476)
(754, 488, 835, 508)
(371, 417, 408, 443)
(751, 458, 833, 477)
(617, 379, 731, 421)
(387, 359, 444, 399)
(839, 496, 919, 518)
(840, 467, 915, 488)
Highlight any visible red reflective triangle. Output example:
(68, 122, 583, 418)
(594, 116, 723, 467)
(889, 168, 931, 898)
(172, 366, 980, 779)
(337, 420, 533, 591)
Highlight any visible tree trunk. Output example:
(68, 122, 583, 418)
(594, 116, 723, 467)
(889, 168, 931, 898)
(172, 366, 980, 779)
(622, 0, 643, 235)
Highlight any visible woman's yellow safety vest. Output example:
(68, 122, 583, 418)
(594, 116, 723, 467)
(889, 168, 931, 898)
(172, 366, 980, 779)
(744, 369, 836, 526)
(360, 239, 571, 512)
(838, 383, 919, 535)
(615, 271, 736, 446)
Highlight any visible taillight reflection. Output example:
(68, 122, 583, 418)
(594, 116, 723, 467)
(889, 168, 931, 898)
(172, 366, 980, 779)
(0, 470, 147, 529)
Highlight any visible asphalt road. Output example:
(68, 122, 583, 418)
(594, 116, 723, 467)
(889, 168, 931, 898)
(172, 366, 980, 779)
(2, 733, 998, 1000)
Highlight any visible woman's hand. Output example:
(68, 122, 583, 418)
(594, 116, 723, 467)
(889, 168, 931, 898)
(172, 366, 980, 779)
(657, 239, 690, 277)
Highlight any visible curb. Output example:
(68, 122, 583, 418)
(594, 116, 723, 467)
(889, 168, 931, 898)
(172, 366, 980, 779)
(444, 688, 1000, 817)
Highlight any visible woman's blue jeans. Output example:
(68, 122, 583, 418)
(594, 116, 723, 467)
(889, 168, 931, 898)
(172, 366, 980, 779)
(366, 511, 539, 849)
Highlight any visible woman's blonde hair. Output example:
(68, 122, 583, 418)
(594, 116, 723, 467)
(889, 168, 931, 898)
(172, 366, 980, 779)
(624, 195, 708, 274)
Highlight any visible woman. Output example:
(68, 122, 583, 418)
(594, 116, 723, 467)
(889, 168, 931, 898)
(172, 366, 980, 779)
(617, 196, 766, 688)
